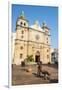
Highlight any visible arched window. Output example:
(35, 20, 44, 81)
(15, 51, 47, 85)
(20, 46, 23, 50)
(47, 41, 48, 43)
(21, 30, 24, 34)
(47, 49, 49, 52)
(36, 51, 40, 56)
(21, 35, 24, 38)
(46, 37, 48, 43)
(20, 22, 23, 25)
(20, 54, 23, 59)
(24, 22, 26, 26)
(47, 55, 49, 59)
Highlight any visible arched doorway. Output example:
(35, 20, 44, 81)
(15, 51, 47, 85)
(35, 51, 40, 62)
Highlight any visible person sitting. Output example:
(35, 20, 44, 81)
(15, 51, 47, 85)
(41, 70, 50, 79)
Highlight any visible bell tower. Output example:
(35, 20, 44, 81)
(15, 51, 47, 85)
(16, 11, 29, 40)
(16, 11, 29, 28)
(42, 21, 51, 63)
(14, 11, 29, 65)
(42, 21, 50, 34)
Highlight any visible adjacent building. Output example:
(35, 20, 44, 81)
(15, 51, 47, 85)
(51, 48, 58, 63)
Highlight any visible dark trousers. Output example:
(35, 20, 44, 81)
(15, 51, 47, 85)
(37, 66, 42, 76)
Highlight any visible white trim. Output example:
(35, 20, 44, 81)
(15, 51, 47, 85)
(8, 1, 11, 88)
(8, 0, 60, 88)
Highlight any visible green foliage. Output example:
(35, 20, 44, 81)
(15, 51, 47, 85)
(26, 55, 34, 62)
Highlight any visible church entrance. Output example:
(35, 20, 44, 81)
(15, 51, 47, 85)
(35, 51, 40, 62)
(35, 55, 40, 62)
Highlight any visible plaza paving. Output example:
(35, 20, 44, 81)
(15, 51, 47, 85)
(12, 64, 58, 85)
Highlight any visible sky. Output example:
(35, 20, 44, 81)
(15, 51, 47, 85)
(12, 4, 58, 48)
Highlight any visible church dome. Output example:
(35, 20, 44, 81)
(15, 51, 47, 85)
(30, 20, 43, 32)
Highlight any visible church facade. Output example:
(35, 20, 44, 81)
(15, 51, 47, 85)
(13, 11, 51, 65)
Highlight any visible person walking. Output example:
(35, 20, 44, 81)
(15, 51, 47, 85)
(37, 61, 42, 77)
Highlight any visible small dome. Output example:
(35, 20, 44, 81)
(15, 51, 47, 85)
(42, 21, 50, 30)
(30, 20, 43, 31)
(19, 11, 25, 19)
(34, 20, 39, 26)
(42, 21, 46, 27)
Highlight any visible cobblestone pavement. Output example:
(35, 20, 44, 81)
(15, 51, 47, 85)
(12, 64, 58, 85)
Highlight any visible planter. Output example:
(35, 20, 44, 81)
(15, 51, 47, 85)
(26, 67, 32, 72)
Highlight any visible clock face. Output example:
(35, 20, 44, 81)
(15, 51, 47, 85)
(36, 34, 40, 40)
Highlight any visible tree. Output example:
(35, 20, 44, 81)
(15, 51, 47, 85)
(26, 55, 34, 62)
